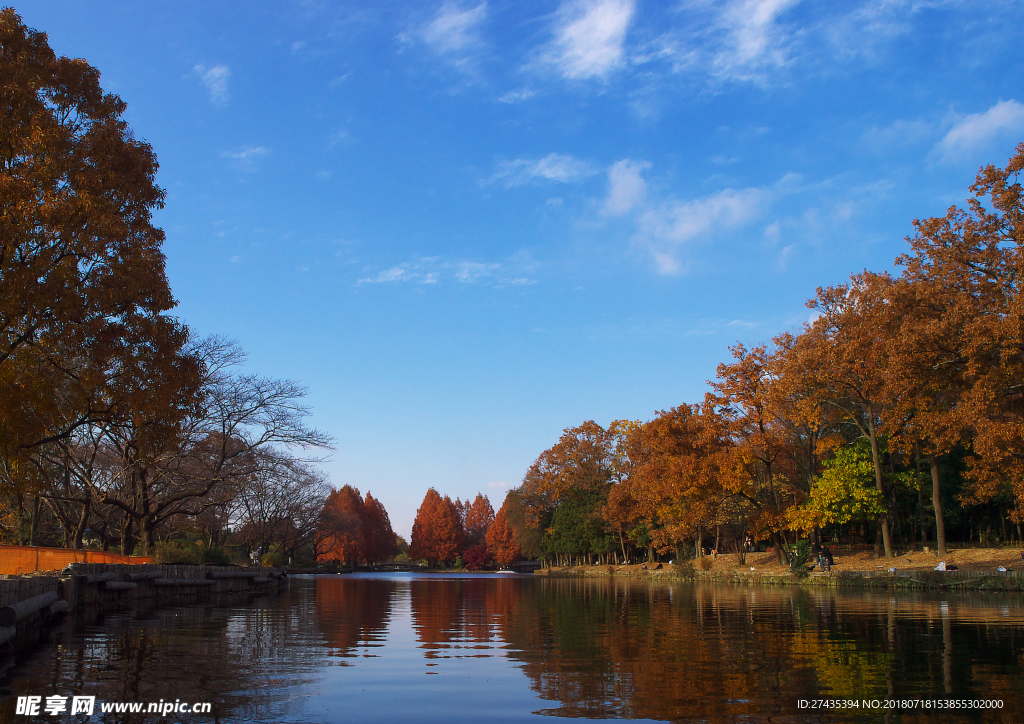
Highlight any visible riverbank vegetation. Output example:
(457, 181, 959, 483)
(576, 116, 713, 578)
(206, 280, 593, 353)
(492, 143, 1024, 567)
(421, 144, 1024, 571)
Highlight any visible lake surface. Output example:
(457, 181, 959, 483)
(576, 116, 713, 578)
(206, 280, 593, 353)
(2, 573, 1022, 722)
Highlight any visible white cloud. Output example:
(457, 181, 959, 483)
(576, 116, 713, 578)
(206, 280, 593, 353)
(543, 0, 636, 80)
(360, 264, 418, 284)
(936, 100, 1024, 159)
(639, 187, 764, 241)
(778, 243, 794, 270)
(222, 146, 267, 172)
(357, 254, 535, 286)
(194, 64, 230, 106)
(489, 153, 597, 186)
(223, 146, 267, 160)
(454, 261, 500, 282)
(710, 0, 799, 80)
(422, 3, 488, 53)
(864, 118, 933, 148)
(601, 159, 650, 216)
(636, 186, 768, 274)
(498, 87, 537, 103)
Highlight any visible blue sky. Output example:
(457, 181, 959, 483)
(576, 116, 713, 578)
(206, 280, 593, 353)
(17, 0, 1024, 538)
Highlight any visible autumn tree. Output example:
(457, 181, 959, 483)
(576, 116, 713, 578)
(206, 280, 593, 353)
(880, 146, 1024, 552)
(711, 344, 806, 560)
(0, 10, 214, 548)
(463, 493, 494, 548)
(520, 421, 618, 564)
(787, 274, 901, 557)
(362, 492, 398, 564)
(786, 439, 887, 532)
(622, 404, 734, 559)
(318, 485, 366, 565)
(486, 499, 522, 568)
(0, 10, 183, 461)
(410, 488, 464, 567)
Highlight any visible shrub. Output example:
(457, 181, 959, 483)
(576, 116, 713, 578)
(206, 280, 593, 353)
(202, 546, 231, 565)
(155, 541, 203, 564)
(698, 556, 714, 571)
(261, 551, 286, 567)
(790, 540, 812, 576)
(463, 544, 490, 570)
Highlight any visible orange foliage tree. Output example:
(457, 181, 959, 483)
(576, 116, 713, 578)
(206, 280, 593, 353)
(318, 486, 365, 565)
(486, 500, 522, 568)
(622, 404, 733, 557)
(362, 492, 398, 564)
(317, 486, 397, 566)
(463, 493, 494, 548)
(410, 488, 465, 567)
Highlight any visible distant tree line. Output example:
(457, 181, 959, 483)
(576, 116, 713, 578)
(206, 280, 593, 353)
(413, 144, 1024, 568)
(493, 143, 1024, 565)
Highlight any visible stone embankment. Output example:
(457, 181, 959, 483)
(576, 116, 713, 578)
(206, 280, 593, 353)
(537, 564, 1024, 591)
(0, 563, 287, 656)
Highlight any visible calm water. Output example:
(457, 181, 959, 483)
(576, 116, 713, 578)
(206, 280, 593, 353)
(1, 573, 1023, 723)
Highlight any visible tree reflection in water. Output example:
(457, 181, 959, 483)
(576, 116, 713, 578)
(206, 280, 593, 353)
(402, 576, 1024, 722)
(0, 588, 328, 723)
(2, 576, 1023, 723)
(314, 576, 396, 657)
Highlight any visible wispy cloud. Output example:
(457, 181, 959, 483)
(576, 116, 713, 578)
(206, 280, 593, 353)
(454, 261, 500, 282)
(498, 87, 537, 103)
(711, 0, 800, 79)
(194, 64, 230, 106)
(637, 186, 767, 273)
(539, 0, 636, 80)
(489, 153, 598, 187)
(863, 117, 934, 149)
(360, 264, 424, 284)
(935, 100, 1024, 159)
(223, 146, 267, 160)
(597, 158, 797, 273)
(222, 146, 268, 171)
(601, 159, 650, 215)
(422, 3, 487, 53)
(400, 2, 488, 75)
(357, 253, 537, 286)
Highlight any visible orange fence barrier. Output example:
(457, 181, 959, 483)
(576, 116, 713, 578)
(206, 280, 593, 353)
(0, 545, 151, 575)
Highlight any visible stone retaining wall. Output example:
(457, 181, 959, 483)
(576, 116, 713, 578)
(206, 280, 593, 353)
(537, 565, 1024, 591)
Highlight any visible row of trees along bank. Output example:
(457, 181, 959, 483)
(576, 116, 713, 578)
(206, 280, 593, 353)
(0, 10, 334, 562)
(493, 144, 1024, 566)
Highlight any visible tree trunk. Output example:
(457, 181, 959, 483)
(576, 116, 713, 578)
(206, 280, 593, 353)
(866, 415, 892, 558)
(120, 515, 135, 558)
(73, 496, 90, 550)
(29, 495, 40, 547)
(771, 531, 788, 565)
(928, 454, 946, 556)
(140, 517, 155, 557)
